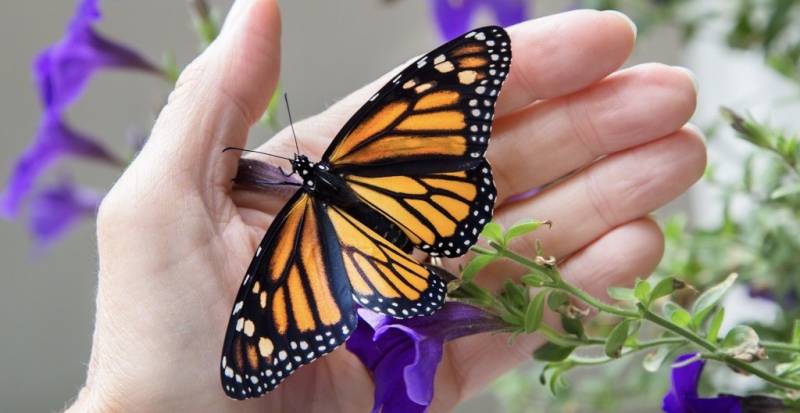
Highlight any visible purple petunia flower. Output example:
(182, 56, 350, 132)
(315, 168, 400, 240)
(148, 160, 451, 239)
(430, 0, 529, 40)
(347, 302, 505, 413)
(35, 0, 159, 113)
(1, 114, 118, 218)
(2, 0, 157, 220)
(663, 354, 742, 413)
(28, 178, 103, 249)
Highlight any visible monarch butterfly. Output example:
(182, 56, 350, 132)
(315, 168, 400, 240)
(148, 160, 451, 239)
(221, 26, 511, 399)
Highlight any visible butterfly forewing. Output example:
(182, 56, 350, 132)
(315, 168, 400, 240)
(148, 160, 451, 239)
(221, 193, 356, 399)
(323, 26, 510, 256)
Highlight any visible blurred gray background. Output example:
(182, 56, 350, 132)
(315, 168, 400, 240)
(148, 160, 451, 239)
(0, 1, 679, 411)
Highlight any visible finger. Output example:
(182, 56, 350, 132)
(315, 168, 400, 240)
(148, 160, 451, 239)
(497, 126, 705, 261)
(253, 10, 636, 161)
(489, 63, 698, 201)
(137, 0, 281, 185)
(497, 10, 637, 115)
(436, 218, 664, 409)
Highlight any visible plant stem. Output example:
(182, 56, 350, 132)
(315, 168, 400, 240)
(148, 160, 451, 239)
(491, 243, 638, 318)
(762, 340, 800, 353)
(639, 307, 717, 352)
(703, 353, 800, 391)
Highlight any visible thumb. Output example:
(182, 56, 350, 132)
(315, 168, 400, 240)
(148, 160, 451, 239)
(137, 0, 281, 186)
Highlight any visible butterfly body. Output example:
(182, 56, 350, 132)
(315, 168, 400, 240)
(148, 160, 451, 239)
(222, 26, 511, 399)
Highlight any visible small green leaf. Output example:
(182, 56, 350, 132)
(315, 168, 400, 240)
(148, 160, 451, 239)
(707, 307, 725, 344)
(561, 314, 585, 339)
(792, 320, 800, 346)
(547, 291, 569, 312)
(521, 272, 549, 287)
(461, 255, 497, 283)
(721, 325, 765, 362)
(481, 222, 504, 245)
(607, 287, 637, 302)
(663, 302, 692, 328)
(605, 319, 634, 358)
(634, 279, 652, 304)
(524, 291, 548, 333)
(691, 273, 738, 326)
(650, 277, 685, 302)
(770, 183, 800, 199)
(503, 280, 528, 310)
(643, 346, 672, 373)
(505, 219, 550, 243)
(533, 343, 575, 362)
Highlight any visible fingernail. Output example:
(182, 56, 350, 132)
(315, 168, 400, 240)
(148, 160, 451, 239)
(674, 66, 698, 95)
(604, 10, 637, 40)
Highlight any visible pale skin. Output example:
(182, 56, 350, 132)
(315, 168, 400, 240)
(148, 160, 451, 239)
(67, 1, 704, 412)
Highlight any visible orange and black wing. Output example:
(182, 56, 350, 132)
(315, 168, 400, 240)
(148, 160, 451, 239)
(220, 192, 356, 399)
(327, 205, 447, 317)
(322, 26, 510, 257)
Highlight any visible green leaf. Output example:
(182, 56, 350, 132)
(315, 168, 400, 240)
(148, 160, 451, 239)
(523, 291, 547, 333)
(792, 320, 800, 346)
(691, 273, 737, 326)
(607, 287, 637, 302)
(505, 219, 549, 243)
(643, 346, 672, 373)
(770, 183, 800, 200)
(634, 279, 652, 304)
(707, 307, 725, 344)
(547, 291, 569, 312)
(561, 314, 585, 339)
(521, 272, 549, 287)
(481, 222, 504, 245)
(721, 325, 764, 362)
(663, 302, 692, 328)
(605, 319, 634, 358)
(461, 255, 497, 283)
(503, 280, 528, 310)
(650, 277, 685, 302)
(533, 342, 575, 362)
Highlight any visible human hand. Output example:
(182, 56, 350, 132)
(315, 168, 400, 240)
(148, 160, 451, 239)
(68, 1, 703, 412)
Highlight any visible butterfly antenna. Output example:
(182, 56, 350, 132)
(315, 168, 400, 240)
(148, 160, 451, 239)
(284, 93, 301, 156)
(222, 147, 293, 162)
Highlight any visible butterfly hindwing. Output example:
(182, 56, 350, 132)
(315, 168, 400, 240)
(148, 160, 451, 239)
(322, 26, 510, 256)
(344, 160, 495, 257)
(221, 193, 356, 399)
(327, 205, 446, 317)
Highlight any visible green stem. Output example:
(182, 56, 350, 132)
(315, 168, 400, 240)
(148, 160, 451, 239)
(762, 340, 800, 353)
(639, 306, 717, 352)
(703, 353, 800, 391)
(491, 242, 639, 318)
(537, 324, 605, 348)
(558, 280, 640, 318)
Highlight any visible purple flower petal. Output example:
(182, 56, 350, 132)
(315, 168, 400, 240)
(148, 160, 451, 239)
(348, 303, 504, 413)
(430, 0, 529, 40)
(686, 396, 742, 413)
(490, 0, 528, 27)
(28, 178, 102, 249)
(663, 354, 744, 413)
(0, 114, 118, 218)
(36, 0, 159, 113)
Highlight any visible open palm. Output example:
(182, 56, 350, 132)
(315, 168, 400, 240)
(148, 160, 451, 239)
(69, 1, 703, 412)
